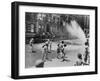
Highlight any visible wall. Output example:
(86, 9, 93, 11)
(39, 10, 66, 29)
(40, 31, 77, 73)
(0, 0, 99, 81)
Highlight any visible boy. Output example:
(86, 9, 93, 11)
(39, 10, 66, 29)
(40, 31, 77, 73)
(74, 53, 83, 66)
(42, 39, 52, 62)
(57, 41, 67, 60)
(29, 38, 35, 53)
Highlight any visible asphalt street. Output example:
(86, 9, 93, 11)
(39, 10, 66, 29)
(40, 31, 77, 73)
(25, 41, 86, 68)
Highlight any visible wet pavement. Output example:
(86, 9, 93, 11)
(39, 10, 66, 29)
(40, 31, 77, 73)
(25, 41, 86, 68)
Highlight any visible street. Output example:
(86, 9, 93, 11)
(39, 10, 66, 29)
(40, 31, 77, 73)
(25, 40, 86, 68)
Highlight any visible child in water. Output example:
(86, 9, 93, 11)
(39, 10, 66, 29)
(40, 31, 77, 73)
(57, 41, 67, 61)
(42, 39, 52, 62)
(29, 38, 35, 53)
(74, 53, 83, 66)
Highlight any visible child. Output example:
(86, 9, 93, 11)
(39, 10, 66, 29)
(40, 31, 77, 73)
(29, 38, 35, 53)
(42, 40, 52, 62)
(57, 42, 62, 59)
(61, 44, 67, 62)
(84, 47, 90, 65)
(29, 38, 34, 46)
(74, 53, 83, 66)
(57, 41, 67, 60)
(35, 59, 44, 68)
(46, 39, 52, 53)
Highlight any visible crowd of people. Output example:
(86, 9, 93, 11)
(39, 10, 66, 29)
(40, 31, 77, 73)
(42, 39, 68, 62)
(29, 38, 90, 67)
